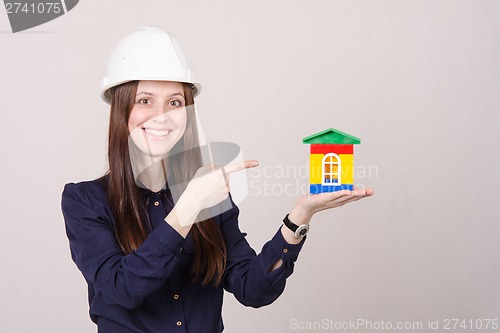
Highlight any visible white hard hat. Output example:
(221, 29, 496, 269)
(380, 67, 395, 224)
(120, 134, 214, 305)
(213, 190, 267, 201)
(100, 26, 201, 104)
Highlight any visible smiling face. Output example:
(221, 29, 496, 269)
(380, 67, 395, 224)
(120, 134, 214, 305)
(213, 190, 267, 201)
(128, 81, 187, 159)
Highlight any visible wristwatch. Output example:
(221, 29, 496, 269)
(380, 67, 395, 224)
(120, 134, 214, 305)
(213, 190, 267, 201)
(283, 214, 310, 239)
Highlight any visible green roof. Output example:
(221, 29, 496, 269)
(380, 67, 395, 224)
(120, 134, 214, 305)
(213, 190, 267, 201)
(302, 128, 361, 144)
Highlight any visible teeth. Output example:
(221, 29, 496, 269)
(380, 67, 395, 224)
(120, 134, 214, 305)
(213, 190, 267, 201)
(144, 128, 171, 137)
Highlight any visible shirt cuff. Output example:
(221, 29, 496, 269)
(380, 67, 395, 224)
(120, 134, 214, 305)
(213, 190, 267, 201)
(147, 222, 186, 256)
(269, 227, 306, 261)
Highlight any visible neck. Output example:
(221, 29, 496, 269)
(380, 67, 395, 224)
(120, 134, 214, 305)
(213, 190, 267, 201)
(138, 159, 167, 192)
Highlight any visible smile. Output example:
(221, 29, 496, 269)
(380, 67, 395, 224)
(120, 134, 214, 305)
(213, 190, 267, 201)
(143, 128, 172, 140)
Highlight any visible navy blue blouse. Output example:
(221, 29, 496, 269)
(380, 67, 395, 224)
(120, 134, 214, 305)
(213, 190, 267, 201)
(61, 177, 305, 333)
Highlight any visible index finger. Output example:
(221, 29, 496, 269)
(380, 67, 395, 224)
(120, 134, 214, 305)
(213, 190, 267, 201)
(224, 160, 259, 174)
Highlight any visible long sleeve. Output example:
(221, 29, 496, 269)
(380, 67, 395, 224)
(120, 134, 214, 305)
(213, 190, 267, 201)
(61, 181, 186, 310)
(62, 179, 306, 332)
(221, 205, 305, 308)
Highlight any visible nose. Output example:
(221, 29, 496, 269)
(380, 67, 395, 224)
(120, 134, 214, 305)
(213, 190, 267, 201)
(151, 105, 171, 123)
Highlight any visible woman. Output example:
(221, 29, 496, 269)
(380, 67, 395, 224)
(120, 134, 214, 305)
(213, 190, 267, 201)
(62, 26, 373, 333)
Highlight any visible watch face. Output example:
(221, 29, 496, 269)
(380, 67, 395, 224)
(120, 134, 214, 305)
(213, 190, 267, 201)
(295, 225, 309, 238)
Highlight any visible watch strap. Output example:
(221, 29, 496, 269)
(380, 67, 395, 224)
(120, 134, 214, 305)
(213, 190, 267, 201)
(283, 213, 309, 238)
(283, 214, 298, 232)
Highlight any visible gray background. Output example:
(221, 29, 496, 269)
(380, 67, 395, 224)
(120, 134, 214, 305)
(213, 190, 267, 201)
(1, 0, 499, 332)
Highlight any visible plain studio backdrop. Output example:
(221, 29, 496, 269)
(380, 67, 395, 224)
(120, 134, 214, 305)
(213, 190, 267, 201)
(1, 1, 499, 332)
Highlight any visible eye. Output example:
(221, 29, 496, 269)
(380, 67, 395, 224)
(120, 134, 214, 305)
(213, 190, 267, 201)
(137, 98, 152, 105)
(169, 99, 184, 107)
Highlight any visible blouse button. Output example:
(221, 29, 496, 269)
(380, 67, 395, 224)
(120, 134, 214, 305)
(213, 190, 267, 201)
(283, 248, 288, 254)
(173, 294, 179, 300)
(154, 201, 160, 207)
(176, 321, 182, 326)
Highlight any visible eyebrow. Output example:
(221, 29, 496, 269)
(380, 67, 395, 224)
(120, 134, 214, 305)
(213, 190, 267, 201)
(135, 91, 185, 98)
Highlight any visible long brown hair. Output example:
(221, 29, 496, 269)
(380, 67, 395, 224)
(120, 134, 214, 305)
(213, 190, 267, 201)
(105, 80, 227, 287)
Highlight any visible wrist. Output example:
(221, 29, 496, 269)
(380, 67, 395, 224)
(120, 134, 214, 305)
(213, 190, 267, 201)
(289, 204, 313, 226)
(164, 207, 192, 238)
(283, 213, 310, 239)
(280, 224, 303, 244)
(165, 197, 199, 235)
(175, 197, 200, 227)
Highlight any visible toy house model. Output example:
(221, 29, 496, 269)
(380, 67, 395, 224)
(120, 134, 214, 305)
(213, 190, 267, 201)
(303, 128, 361, 194)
